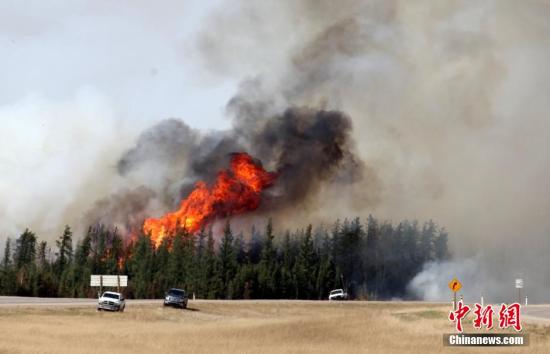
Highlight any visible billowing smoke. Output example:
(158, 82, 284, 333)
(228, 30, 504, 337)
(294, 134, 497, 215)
(86, 106, 369, 234)
(0, 90, 126, 239)
(195, 0, 550, 303)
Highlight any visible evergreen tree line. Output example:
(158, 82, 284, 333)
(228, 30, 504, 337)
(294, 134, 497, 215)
(0, 216, 449, 299)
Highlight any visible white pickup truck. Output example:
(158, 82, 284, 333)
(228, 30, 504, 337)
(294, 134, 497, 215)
(97, 291, 126, 312)
(328, 289, 349, 301)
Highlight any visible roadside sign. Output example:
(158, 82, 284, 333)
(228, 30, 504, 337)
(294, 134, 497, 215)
(448, 278, 462, 293)
(90, 275, 128, 287)
(515, 279, 523, 289)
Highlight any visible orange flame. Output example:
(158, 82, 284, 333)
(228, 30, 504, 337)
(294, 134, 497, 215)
(143, 153, 276, 247)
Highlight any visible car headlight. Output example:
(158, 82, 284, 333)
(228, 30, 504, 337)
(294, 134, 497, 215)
(165, 296, 170, 301)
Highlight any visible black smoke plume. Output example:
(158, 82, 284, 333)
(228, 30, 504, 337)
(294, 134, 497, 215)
(85, 105, 369, 234)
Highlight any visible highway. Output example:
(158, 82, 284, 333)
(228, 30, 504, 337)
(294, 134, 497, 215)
(2, 296, 550, 324)
(0, 296, 159, 307)
(523, 305, 550, 323)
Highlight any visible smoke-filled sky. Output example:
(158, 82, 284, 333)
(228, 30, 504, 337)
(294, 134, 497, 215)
(2, 1, 550, 302)
(0, 0, 234, 238)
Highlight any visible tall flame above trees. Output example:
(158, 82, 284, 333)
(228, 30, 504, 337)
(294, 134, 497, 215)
(143, 152, 276, 247)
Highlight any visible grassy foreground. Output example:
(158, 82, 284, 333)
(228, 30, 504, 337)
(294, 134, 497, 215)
(0, 300, 548, 353)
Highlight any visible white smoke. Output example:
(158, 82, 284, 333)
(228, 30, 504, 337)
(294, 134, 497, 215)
(0, 90, 126, 239)
(408, 258, 493, 303)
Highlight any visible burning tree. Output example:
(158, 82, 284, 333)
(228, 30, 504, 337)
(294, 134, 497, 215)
(0, 215, 449, 300)
(143, 152, 276, 247)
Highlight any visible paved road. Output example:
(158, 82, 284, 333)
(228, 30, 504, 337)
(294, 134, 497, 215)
(523, 305, 550, 323)
(0, 296, 160, 307)
(2, 296, 549, 323)
(0, 297, 447, 307)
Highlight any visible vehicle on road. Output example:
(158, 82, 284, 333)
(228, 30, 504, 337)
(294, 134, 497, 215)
(328, 289, 348, 301)
(97, 291, 126, 312)
(164, 288, 188, 309)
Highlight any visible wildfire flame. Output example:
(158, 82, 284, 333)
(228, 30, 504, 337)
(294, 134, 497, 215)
(143, 152, 276, 247)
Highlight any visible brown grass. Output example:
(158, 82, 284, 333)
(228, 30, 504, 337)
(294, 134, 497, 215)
(0, 300, 548, 353)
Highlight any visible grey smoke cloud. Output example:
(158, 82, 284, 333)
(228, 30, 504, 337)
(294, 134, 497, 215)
(196, 0, 550, 302)
(0, 0, 231, 242)
(97, 106, 367, 232)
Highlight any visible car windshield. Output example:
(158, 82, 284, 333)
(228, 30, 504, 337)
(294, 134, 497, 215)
(330, 290, 342, 295)
(103, 293, 119, 299)
(168, 289, 184, 296)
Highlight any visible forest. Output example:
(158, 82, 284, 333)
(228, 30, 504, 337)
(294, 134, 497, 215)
(0, 216, 449, 300)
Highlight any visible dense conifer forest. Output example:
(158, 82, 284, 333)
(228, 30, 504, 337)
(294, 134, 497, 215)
(0, 216, 449, 299)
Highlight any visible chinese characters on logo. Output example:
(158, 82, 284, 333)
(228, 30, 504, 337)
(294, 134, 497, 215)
(449, 301, 522, 332)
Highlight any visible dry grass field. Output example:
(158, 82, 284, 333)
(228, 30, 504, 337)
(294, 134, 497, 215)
(0, 300, 549, 353)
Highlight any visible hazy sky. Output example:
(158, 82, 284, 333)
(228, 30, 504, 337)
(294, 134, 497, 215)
(1, 0, 233, 131)
(0, 0, 238, 238)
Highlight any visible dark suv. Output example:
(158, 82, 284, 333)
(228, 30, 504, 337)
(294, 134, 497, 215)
(163, 288, 188, 309)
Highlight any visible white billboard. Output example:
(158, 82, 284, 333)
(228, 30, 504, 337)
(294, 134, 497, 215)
(90, 275, 128, 287)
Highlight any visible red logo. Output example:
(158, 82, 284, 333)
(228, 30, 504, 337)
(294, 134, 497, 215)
(449, 302, 522, 332)
(449, 301, 471, 332)
(498, 303, 522, 331)
(473, 303, 494, 329)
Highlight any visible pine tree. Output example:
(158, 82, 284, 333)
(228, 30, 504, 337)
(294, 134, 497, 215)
(193, 227, 208, 298)
(90, 225, 107, 274)
(402, 220, 420, 292)
(14, 229, 38, 295)
(248, 225, 263, 264)
(232, 262, 257, 299)
(128, 233, 154, 298)
(76, 230, 92, 267)
(15, 229, 37, 269)
(37, 241, 48, 269)
(294, 225, 317, 299)
(365, 215, 379, 299)
(205, 227, 221, 299)
(1, 238, 16, 295)
(434, 228, 450, 261)
(59, 266, 77, 297)
(73, 231, 92, 297)
(55, 225, 73, 276)
(279, 231, 297, 299)
(419, 220, 436, 264)
(154, 238, 171, 297)
(105, 230, 124, 275)
(218, 220, 237, 299)
(34, 240, 57, 297)
(316, 231, 335, 299)
(3, 238, 12, 268)
(258, 218, 277, 298)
